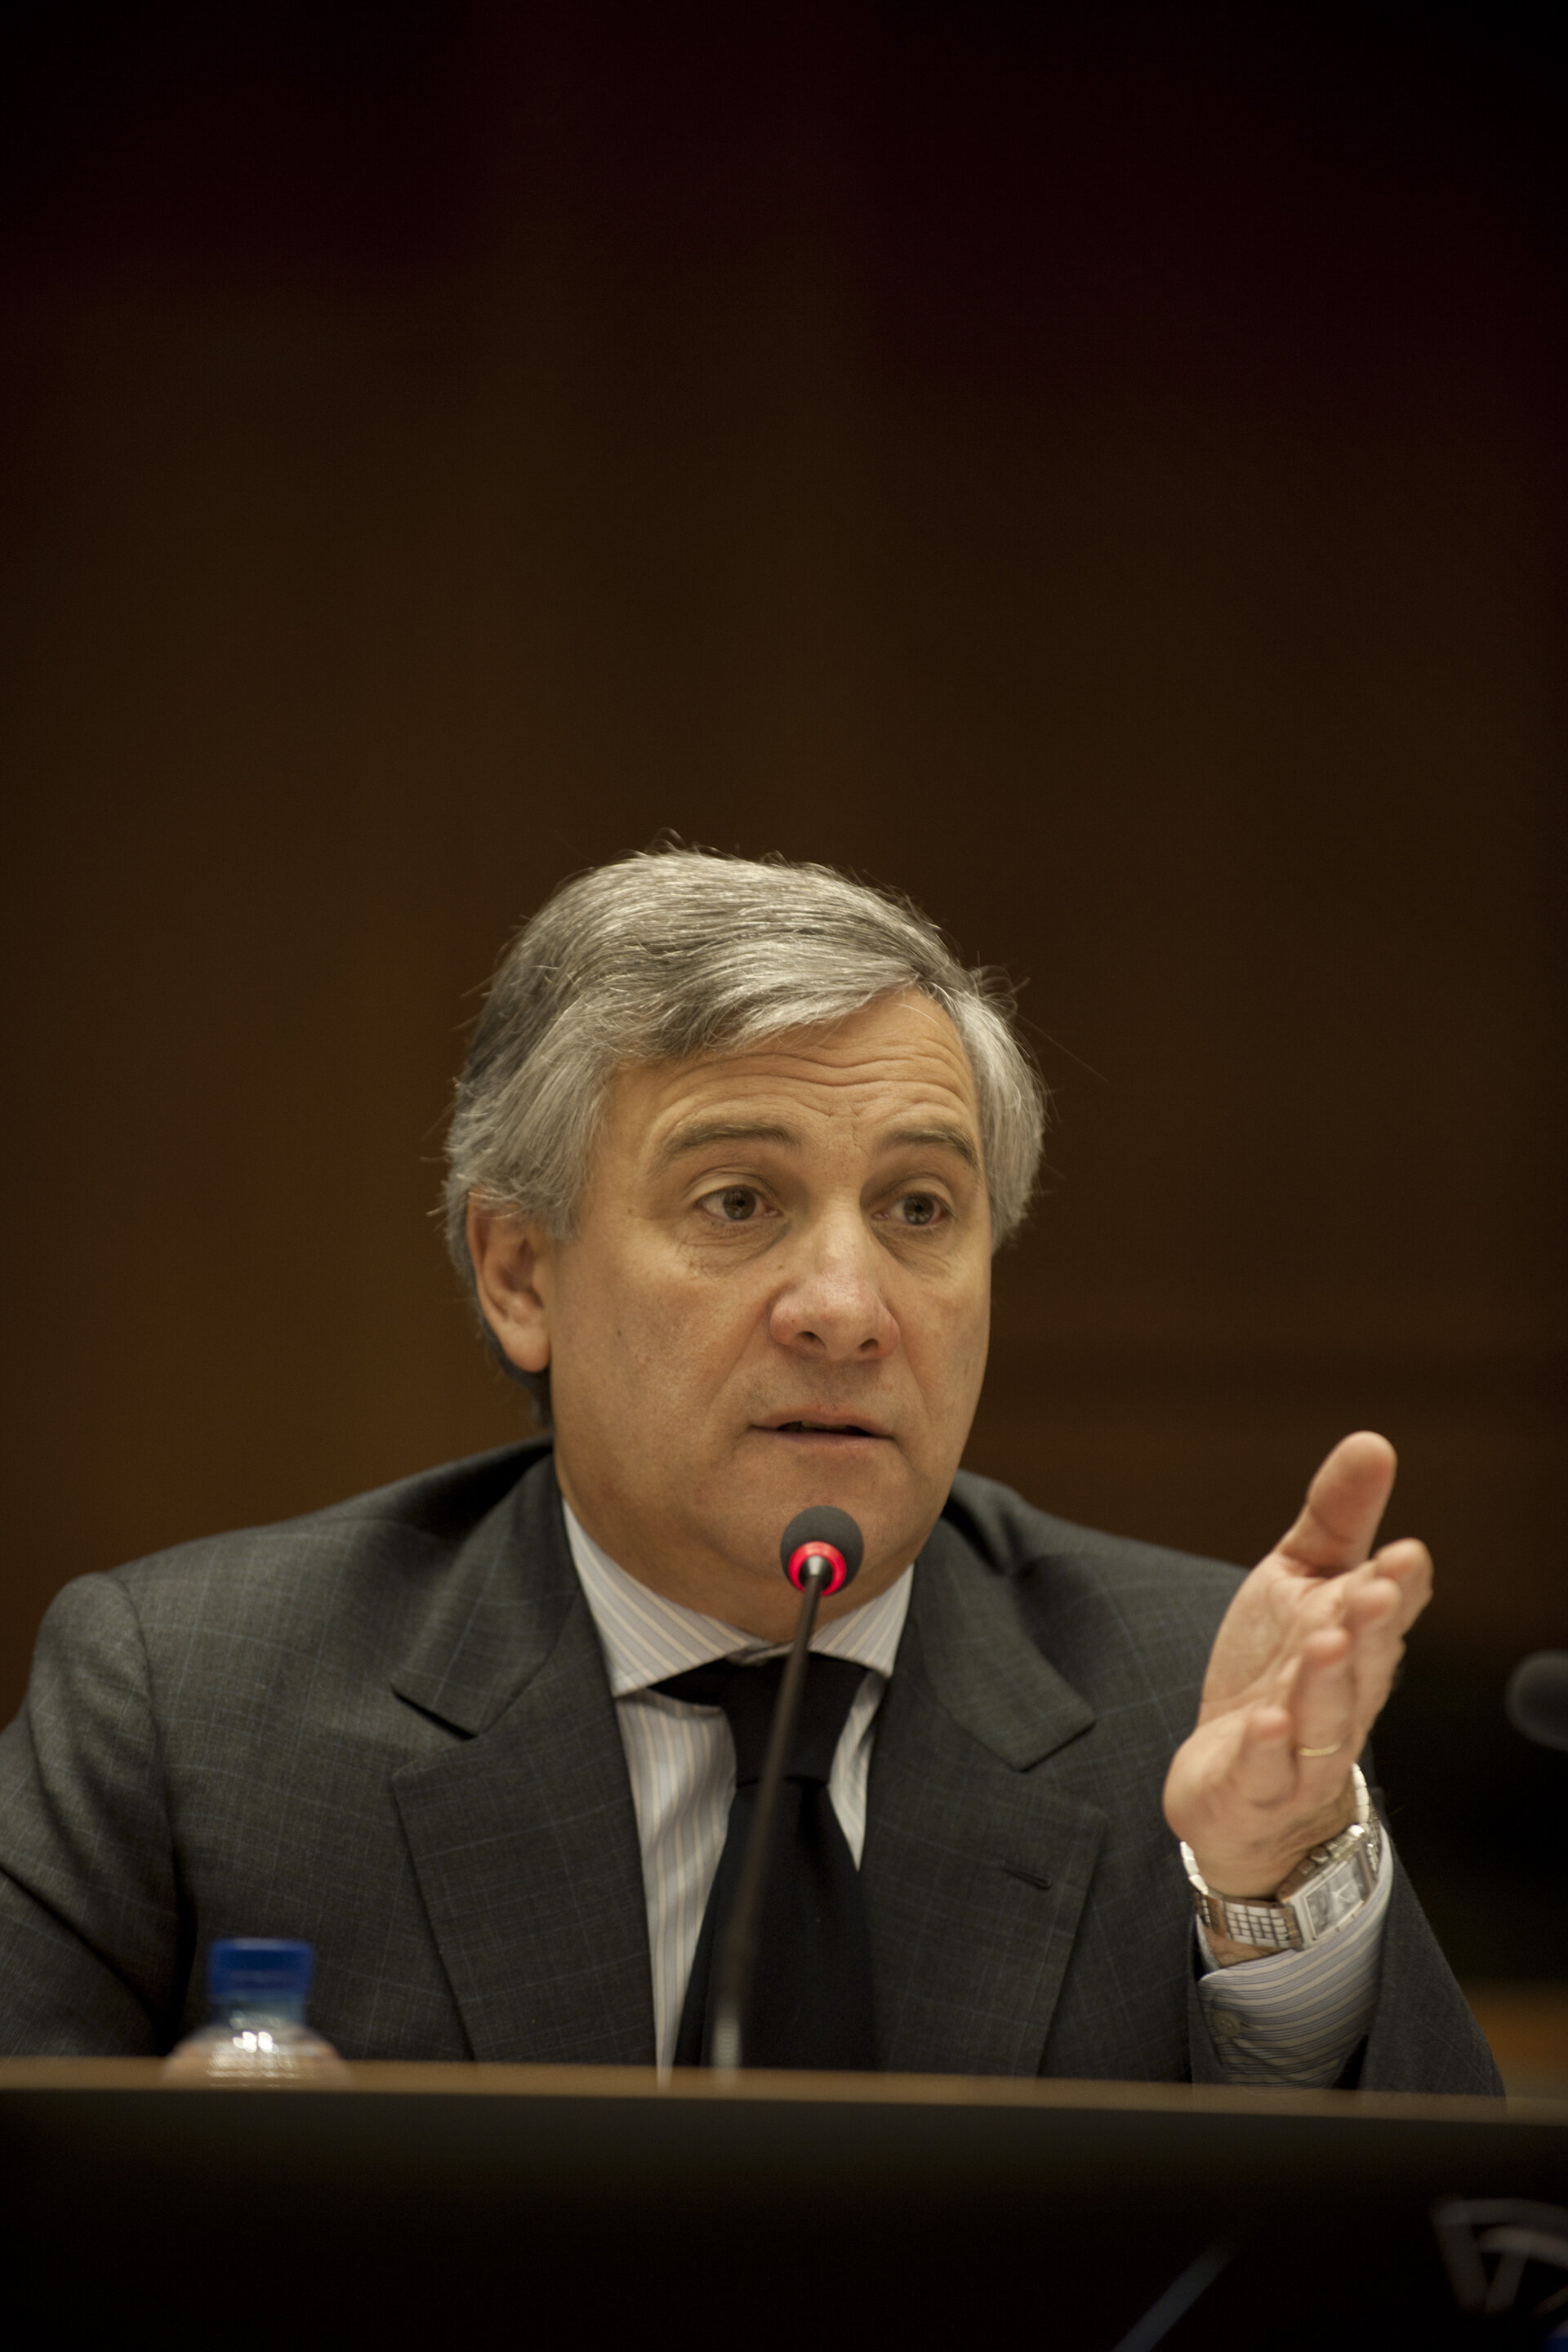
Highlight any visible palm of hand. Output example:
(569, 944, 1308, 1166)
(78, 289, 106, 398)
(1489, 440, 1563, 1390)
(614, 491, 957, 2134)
(1163, 1432, 1432, 1898)
(1200, 1551, 1360, 1721)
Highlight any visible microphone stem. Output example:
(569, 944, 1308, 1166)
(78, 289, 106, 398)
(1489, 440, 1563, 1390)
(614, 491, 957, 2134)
(708, 1558, 830, 2074)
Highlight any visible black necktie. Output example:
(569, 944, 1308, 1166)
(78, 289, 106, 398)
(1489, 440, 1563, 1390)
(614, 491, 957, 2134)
(655, 1653, 877, 2071)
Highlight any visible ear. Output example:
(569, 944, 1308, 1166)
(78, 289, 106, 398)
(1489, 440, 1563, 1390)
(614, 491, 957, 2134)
(466, 1198, 552, 1376)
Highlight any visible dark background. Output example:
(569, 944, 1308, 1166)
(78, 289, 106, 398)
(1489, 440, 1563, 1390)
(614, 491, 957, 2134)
(2, 3, 1562, 1980)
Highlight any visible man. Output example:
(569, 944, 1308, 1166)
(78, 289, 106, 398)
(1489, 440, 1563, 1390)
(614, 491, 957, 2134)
(0, 850, 1498, 2089)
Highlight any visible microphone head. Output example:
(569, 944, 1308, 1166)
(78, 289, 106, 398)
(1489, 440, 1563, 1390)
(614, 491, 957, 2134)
(780, 1506, 864, 1598)
(1506, 1651, 1568, 1753)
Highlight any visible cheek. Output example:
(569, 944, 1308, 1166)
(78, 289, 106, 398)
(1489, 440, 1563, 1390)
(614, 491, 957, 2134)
(559, 1233, 760, 1396)
(905, 1266, 990, 1387)
(651, 1262, 771, 1383)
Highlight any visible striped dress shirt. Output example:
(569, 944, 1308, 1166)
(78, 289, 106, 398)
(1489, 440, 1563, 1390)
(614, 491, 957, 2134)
(564, 1503, 1386, 2082)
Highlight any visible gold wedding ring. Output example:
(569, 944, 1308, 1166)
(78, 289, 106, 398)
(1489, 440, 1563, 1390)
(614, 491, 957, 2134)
(1295, 1739, 1346, 1757)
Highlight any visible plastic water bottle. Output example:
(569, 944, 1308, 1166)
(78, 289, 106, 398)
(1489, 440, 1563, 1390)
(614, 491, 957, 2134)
(163, 1938, 350, 2085)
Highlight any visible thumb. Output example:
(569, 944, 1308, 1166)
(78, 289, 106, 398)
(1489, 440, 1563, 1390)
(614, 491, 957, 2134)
(1276, 1431, 1396, 1576)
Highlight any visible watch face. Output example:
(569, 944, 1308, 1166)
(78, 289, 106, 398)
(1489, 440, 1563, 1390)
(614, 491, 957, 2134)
(1298, 1859, 1368, 1942)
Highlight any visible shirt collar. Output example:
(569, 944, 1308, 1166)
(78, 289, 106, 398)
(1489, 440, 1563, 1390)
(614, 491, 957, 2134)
(562, 1500, 913, 1700)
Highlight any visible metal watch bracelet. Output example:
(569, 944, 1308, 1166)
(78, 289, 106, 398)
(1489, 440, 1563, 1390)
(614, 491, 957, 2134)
(1180, 1765, 1382, 1953)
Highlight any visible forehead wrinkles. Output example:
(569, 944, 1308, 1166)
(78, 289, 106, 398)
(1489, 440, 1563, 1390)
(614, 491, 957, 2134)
(630, 1006, 980, 1147)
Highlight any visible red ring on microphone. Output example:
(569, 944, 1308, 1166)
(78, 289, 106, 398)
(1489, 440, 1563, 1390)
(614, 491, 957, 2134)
(786, 1541, 849, 1597)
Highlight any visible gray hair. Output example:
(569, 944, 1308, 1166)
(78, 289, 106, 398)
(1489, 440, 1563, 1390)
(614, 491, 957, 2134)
(443, 849, 1047, 1417)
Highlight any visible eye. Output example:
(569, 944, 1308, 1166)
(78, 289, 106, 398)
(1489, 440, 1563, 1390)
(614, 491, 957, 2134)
(698, 1185, 767, 1224)
(888, 1192, 945, 1228)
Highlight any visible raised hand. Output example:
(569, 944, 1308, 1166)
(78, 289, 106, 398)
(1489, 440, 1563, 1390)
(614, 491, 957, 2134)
(1163, 1432, 1432, 1910)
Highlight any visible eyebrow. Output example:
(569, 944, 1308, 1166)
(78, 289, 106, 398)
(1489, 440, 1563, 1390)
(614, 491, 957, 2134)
(653, 1116, 981, 1175)
(881, 1122, 982, 1174)
(653, 1120, 801, 1170)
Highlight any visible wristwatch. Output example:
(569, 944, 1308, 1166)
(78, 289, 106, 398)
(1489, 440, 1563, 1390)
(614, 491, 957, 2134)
(1180, 1766, 1383, 1952)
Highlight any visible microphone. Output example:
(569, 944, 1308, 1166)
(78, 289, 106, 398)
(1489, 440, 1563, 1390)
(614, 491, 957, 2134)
(707, 1505, 864, 2071)
(1505, 1652, 1568, 1753)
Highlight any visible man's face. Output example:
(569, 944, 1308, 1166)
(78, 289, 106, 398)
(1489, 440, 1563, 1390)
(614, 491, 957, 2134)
(470, 989, 992, 1637)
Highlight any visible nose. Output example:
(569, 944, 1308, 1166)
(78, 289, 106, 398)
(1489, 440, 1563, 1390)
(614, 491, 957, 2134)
(767, 1211, 899, 1363)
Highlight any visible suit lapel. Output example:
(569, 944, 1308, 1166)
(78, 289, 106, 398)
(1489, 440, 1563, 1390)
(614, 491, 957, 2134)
(385, 1455, 1102, 2075)
(862, 1515, 1105, 2076)
(389, 1455, 655, 2065)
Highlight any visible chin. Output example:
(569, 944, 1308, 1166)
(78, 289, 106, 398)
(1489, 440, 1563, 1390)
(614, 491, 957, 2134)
(712, 1446, 930, 1581)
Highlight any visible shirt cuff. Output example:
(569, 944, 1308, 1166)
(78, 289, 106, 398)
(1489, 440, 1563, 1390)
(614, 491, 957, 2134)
(1195, 1824, 1393, 2087)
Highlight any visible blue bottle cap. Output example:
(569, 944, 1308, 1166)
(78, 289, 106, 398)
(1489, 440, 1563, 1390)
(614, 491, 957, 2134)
(207, 1938, 314, 2004)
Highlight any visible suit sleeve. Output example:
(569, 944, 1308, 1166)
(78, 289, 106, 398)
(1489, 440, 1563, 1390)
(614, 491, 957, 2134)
(0, 1575, 184, 2055)
(1187, 1838, 1503, 2096)
(1354, 1851, 1503, 2093)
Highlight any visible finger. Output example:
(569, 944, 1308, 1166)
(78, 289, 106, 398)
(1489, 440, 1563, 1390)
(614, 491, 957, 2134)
(1367, 1538, 1433, 1632)
(1330, 1545, 1431, 1647)
(1228, 1704, 1298, 1806)
(1276, 1431, 1396, 1577)
(1341, 1590, 1408, 1724)
(1285, 1624, 1358, 1765)
(1340, 1574, 1403, 1637)
(1341, 1557, 1432, 1731)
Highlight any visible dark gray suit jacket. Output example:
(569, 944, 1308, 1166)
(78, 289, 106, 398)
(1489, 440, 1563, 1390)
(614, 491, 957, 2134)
(0, 1443, 1499, 2089)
